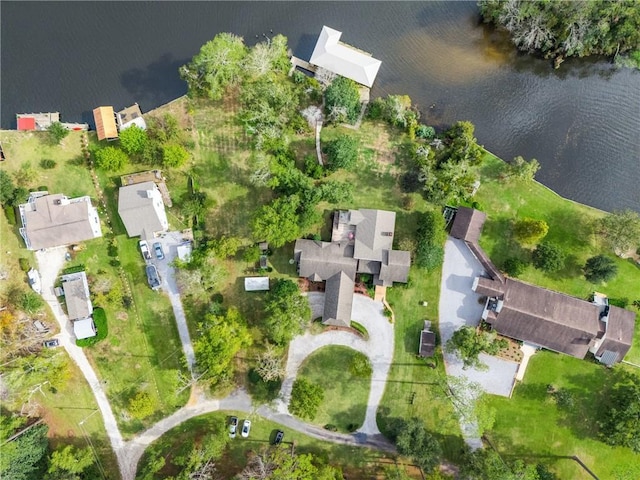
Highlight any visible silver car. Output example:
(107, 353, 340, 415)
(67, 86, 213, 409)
(229, 416, 238, 438)
(241, 419, 251, 438)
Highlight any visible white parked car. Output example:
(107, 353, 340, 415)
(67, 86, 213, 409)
(139, 240, 151, 260)
(241, 419, 251, 438)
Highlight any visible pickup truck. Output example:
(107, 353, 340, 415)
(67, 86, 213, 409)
(139, 240, 152, 261)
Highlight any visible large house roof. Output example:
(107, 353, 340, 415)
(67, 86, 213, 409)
(309, 26, 381, 88)
(485, 278, 602, 358)
(19, 193, 102, 250)
(294, 239, 357, 281)
(351, 209, 396, 262)
(117, 182, 168, 238)
(93, 106, 118, 141)
(323, 271, 355, 327)
(61, 272, 93, 320)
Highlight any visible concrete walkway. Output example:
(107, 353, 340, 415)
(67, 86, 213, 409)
(439, 238, 519, 448)
(278, 293, 393, 436)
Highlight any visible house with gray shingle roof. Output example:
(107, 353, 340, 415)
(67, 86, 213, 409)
(450, 207, 635, 365)
(294, 209, 411, 327)
(117, 181, 168, 239)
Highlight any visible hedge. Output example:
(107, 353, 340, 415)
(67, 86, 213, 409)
(76, 307, 108, 347)
(61, 264, 86, 275)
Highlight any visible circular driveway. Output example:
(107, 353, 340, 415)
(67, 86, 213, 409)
(277, 293, 394, 435)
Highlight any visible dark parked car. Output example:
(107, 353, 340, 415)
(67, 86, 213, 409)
(153, 242, 165, 260)
(273, 430, 284, 445)
(43, 339, 59, 348)
(146, 264, 161, 290)
(229, 416, 238, 438)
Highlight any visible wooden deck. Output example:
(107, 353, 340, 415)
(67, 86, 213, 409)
(289, 56, 318, 76)
(120, 170, 173, 207)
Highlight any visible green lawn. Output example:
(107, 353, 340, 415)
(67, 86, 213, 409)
(296, 346, 371, 432)
(137, 410, 392, 480)
(474, 152, 640, 363)
(486, 352, 640, 479)
(380, 266, 466, 462)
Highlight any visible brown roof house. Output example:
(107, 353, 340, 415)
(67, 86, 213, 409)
(93, 106, 118, 141)
(60, 271, 96, 340)
(450, 207, 635, 366)
(294, 209, 410, 327)
(117, 181, 168, 239)
(18, 191, 102, 250)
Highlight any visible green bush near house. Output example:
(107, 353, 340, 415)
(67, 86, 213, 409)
(4, 205, 16, 225)
(18, 258, 30, 272)
(76, 308, 108, 347)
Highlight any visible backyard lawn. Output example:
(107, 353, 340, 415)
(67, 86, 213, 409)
(486, 352, 640, 480)
(296, 346, 371, 432)
(380, 266, 466, 462)
(137, 410, 393, 480)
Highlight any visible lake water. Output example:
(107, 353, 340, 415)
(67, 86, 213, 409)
(2, 1, 639, 212)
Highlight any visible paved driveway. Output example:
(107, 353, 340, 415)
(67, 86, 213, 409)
(439, 238, 519, 396)
(278, 293, 393, 436)
(439, 238, 519, 447)
(150, 231, 195, 373)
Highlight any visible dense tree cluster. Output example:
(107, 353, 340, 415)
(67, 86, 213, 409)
(239, 445, 344, 480)
(193, 307, 252, 385)
(324, 76, 361, 124)
(584, 254, 618, 283)
(598, 210, 640, 256)
(598, 372, 640, 452)
(532, 242, 565, 272)
(263, 279, 311, 346)
(289, 377, 324, 420)
(461, 449, 557, 480)
(415, 209, 447, 270)
(479, 0, 640, 63)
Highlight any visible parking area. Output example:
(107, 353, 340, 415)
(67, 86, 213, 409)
(439, 238, 519, 397)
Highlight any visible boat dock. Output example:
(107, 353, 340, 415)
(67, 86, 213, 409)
(289, 56, 318, 76)
(16, 112, 60, 131)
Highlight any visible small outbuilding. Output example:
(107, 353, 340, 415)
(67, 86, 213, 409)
(419, 320, 436, 358)
(73, 318, 97, 340)
(93, 106, 119, 141)
(116, 103, 146, 131)
(244, 277, 270, 292)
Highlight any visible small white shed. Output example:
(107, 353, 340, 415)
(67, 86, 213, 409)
(244, 277, 270, 292)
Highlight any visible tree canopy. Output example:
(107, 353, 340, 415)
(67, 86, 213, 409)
(47, 122, 69, 145)
(289, 377, 324, 421)
(584, 254, 618, 283)
(446, 325, 508, 370)
(0, 422, 49, 480)
(391, 417, 442, 473)
(193, 307, 252, 384)
(263, 279, 311, 345)
(324, 76, 361, 124)
(251, 195, 302, 248)
(532, 242, 565, 272)
(415, 209, 447, 270)
(479, 0, 640, 62)
(179, 32, 248, 100)
(513, 217, 549, 244)
(94, 146, 128, 171)
(598, 210, 640, 256)
(118, 125, 147, 155)
(239, 445, 343, 480)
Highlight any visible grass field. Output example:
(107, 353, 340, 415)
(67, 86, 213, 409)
(475, 152, 640, 363)
(296, 346, 371, 432)
(137, 410, 394, 480)
(486, 352, 640, 480)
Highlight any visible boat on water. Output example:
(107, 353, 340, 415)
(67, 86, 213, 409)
(27, 268, 42, 294)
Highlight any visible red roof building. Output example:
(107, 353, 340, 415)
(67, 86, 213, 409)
(17, 116, 36, 131)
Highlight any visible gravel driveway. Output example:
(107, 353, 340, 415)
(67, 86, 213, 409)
(278, 293, 393, 436)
